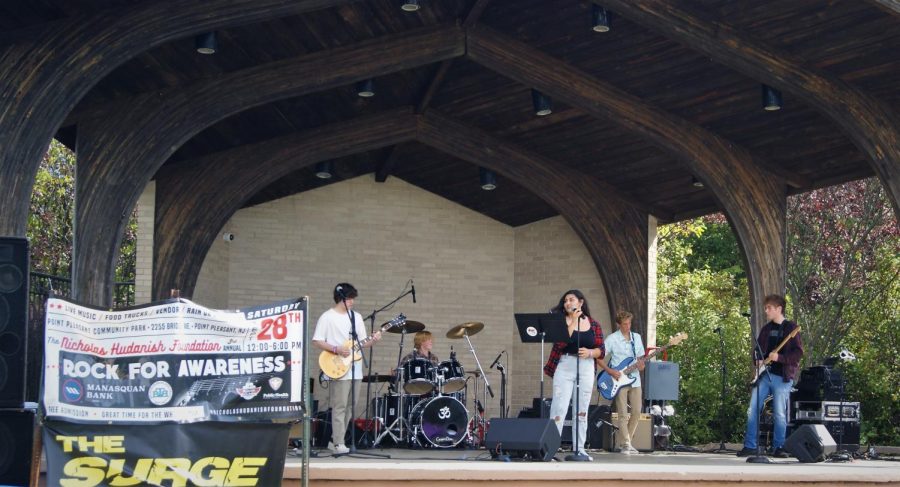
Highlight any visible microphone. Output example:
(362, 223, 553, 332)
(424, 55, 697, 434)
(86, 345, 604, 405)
(571, 307, 584, 319)
(335, 285, 345, 296)
(490, 350, 504, 369)
(411, 281, 416, 304)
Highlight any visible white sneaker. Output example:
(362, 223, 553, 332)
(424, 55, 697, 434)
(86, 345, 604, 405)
(578, 450, 594, 461)
(623, 444, 639, 455)
(332, 443, 349, 454)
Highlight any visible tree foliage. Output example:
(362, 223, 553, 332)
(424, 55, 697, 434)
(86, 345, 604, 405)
(656, 178, 899, 446)
(27, 140, 137, 283)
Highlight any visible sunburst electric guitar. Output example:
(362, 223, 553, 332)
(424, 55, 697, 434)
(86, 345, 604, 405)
(596, 332, 687, 400)
(318, 313, 405, 379)
(749, 325, 801, 386)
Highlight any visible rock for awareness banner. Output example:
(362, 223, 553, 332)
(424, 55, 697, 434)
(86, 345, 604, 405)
(43, 296, 307, 423)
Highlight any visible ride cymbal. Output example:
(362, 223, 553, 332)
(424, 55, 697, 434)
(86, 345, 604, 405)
(385, 320, 425, 334)
(446, 321, 484, 339)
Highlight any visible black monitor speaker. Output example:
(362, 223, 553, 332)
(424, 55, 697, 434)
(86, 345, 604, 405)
(784, 423, 836, 463)
(484, 418, 560, 462)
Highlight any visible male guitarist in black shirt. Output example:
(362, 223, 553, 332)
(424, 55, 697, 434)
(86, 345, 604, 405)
(738, 294, 804, 458)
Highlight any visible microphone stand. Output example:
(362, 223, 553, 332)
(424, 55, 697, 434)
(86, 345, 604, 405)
(333, 290, 388, 459)
(711, 326, 736, 453)
(747, 317, 772, 464)
(566, 315, 590, 462)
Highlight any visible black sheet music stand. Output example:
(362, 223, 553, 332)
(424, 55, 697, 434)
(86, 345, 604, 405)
(514, 313, 570, 401)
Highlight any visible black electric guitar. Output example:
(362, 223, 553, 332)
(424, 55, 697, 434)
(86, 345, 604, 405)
(318, 314, 405, 379)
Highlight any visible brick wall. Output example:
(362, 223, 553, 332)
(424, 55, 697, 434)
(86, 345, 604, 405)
(138, 175, 655, 423)
(135, 181, 154, 304)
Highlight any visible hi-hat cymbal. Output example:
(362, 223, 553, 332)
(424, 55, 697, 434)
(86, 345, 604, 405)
(446, 321, 484, 339)
(385, 320, 425, 334)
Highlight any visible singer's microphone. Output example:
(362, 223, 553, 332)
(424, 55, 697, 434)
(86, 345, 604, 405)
(490, 351, 504, 369)
(411, 282, 417, 304)
(571, 307, 584, 319)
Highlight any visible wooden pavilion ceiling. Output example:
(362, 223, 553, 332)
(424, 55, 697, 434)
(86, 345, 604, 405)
(4, 0, 897, 226)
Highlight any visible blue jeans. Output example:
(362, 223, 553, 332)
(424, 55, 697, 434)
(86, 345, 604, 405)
(743, 373, 793, 449)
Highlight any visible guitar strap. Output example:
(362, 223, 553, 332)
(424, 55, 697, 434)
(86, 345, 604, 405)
(629, 332, 637, 378)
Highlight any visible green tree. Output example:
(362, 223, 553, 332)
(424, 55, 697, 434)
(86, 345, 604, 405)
(656, 220, 751, 445)
(28, 139, 137, 285)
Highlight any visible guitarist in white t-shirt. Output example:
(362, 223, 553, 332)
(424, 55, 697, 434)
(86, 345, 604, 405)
(312, 283, 382, 454)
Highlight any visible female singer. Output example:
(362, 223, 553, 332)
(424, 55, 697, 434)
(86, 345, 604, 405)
(543, 289, 605, 459)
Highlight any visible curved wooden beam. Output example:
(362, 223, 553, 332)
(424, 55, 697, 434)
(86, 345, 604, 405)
(0, 0, 358, 236)
(154, 108, 416, 299)
(418, 111, 650, 335)
(600, 0, 900, 221)
(467, 27, 788, 331)
(73, 24, 464, 306)
(870, 0, 900, 16)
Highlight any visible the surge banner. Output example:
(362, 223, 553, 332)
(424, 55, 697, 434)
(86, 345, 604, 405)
(43, 420, 290, 487)
(43, 296, 307, 423)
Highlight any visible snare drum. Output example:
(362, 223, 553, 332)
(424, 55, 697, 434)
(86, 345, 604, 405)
(402, 358, 435, 395)
(436, 358, 466, 393)
(409, 395, 469, 448)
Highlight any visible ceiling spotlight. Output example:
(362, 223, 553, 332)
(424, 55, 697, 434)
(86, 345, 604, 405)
(315, 161, 333, 179)
(691, 176, 704, 188)
(531, 89, 553, 116)
(592, 5, 611, 33)
(355, 79, 375, 98)
(479, 168, 497, 191)
(762, 84, 782, 111)
(194, 32, 217, 55)
(401, 0, 420, 12)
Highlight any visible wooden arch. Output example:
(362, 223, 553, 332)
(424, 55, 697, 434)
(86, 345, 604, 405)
(467, 28, 788, 331)
(0, 0, 357, 236)
(73, 25, 465, 305)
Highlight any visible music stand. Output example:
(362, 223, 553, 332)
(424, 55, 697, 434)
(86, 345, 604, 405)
(514, 313, 570, 401)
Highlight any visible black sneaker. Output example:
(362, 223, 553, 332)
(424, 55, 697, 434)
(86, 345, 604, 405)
(736, 447, 756, 457)
(771, 447, 790, 458)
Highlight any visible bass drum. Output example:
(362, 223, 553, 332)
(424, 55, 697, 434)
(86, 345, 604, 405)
(409, 395, 469, 448)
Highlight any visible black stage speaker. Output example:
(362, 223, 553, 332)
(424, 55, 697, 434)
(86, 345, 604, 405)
(0, 408, 36, 486)
(484, 418, 560, 462)
(0, 237, 28, 406)
(784, 423, 836, 463)
(644, 361, 680, 401)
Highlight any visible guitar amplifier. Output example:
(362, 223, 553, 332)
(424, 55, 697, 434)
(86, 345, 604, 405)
(794, 366, 845, 401)
(600, 413, 653, 452)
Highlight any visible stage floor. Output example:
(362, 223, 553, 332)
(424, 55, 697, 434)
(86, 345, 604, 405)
(284, 445, 900, 487)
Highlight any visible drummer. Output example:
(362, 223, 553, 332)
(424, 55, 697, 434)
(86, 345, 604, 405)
(400, 331, 440, 365)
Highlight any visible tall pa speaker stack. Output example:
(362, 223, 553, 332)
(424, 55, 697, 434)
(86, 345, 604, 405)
(0, 237, 34, 487)
(484, 418, 561, 462)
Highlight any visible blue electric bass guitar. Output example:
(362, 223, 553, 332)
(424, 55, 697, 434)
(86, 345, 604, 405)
(596, 332, 687, 400)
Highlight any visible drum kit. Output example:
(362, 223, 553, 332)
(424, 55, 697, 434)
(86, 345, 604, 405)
(363, 319, 492, 449)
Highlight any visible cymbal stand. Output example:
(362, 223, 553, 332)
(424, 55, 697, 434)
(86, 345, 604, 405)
(462, 330, 494, 400)
(374, 328, 411, 447)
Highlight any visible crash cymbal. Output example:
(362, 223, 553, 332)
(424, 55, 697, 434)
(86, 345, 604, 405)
(446, 321, 484, 339)
(361, 374, 395, 383)
(385, 320, 425, 334)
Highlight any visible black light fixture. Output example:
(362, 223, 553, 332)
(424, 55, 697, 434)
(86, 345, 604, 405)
(592, 5, 611, 32)
(691, 176, 704, 188)
(762, 84, 782, 111)
(401, 0, 420, 12)
(315, 161, 333, 179)
(195, 32, 217, 55)
(532, 89, 553, 116)
(355, 79, 375, 98)
(479, 168, 497, 191)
